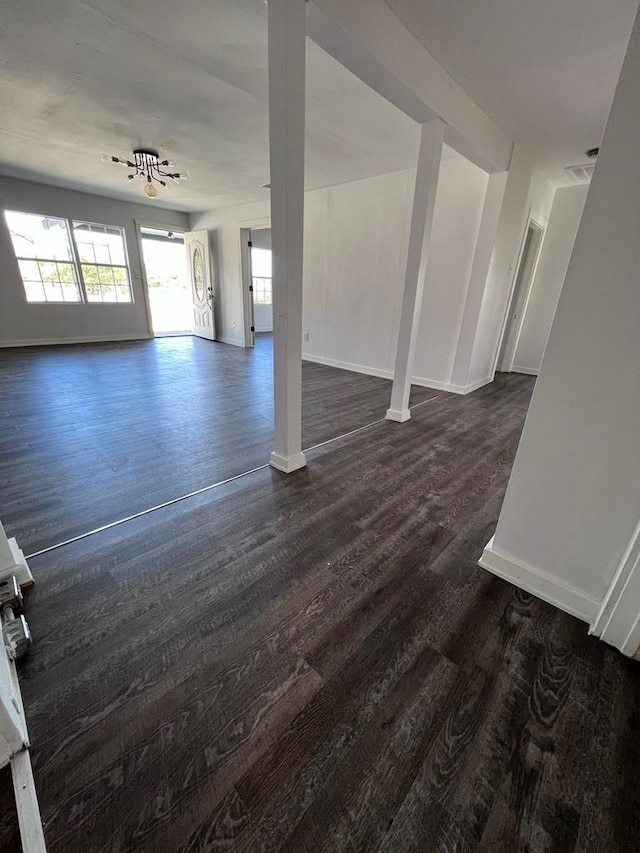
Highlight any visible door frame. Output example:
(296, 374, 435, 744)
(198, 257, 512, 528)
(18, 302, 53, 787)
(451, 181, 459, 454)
(135, 220, 188, 338)
(239, 216, 271, 348)
(493, 214, 546, 374)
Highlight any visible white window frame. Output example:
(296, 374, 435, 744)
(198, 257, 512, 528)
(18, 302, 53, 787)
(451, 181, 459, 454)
(4, 209, 134, 305)
(70, 219, 134, 304)
(4, 211, 82, 304)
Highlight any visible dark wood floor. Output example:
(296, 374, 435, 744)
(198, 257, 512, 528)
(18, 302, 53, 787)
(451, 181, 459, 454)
(0, 334, 437, 555)
(0, 765, 20, 852)
(12, 370, 640, 852)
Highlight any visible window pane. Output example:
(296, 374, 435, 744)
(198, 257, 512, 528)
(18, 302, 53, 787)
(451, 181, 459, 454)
(42, 281, 64, 302)
(23, 282, 45, 302)
(17, 259, 39, 281)
(5, 210, 73, 261)
(251, 248, 272, 278)
(73, 221, 127, 266)
(73, 221, 133, 303)
(5, 211, 80, 302)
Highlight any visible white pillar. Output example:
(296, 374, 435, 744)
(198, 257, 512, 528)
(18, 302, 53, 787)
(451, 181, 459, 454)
(268, 0, 307, 473)
(386, 119, 445, 422)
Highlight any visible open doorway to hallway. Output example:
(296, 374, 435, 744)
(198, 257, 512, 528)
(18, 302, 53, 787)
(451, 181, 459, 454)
(140, 226, 192, 336)
(241, 227, 273, 346)
(496, 219, 545, 372)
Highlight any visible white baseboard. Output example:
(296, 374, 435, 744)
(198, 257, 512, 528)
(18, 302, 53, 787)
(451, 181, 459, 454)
(215, 336, 245, 347)
(0, 333, 152, 348)
(302, 354, 494, 395)
(446, 375, 494, 395)
(479, 535, 600, 623)
(410, 375, 449, 392)
(302, 353, 393, 380)
(511, 365, 539, 376)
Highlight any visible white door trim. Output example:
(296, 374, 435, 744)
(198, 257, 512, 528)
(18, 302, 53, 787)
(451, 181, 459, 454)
(239, 217, 271, 349)
(493, 214, 546, 375)
(135, 220, 188, 338)
(591, 519, 640, 656)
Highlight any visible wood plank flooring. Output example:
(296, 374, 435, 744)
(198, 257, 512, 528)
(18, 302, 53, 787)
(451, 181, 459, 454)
(13, 370, 640, 853)
(0, 765, 20, 852)
(0, 334, 437, 556)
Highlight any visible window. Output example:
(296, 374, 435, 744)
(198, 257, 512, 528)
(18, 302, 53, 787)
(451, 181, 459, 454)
(72, 221, 132, 303)
(251, 247, 272, 304)
(4, 211, 81, 303)
(4, 210, 133, 304)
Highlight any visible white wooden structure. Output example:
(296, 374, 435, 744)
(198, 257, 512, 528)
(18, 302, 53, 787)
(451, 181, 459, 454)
(0, 521, 46, 852)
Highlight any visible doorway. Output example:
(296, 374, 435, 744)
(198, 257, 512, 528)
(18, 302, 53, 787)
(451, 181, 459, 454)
(140, 226, 192, 336)
(241, 226, 272, 347)
(496, 219, 545, 372)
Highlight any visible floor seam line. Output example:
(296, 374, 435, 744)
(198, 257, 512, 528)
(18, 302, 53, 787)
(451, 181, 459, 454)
(24, 392, 445, 560)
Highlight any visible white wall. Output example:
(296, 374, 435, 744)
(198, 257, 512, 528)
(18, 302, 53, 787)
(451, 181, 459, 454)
(192, 156, 489, 387)
(412, 157, 488, 386)
(467, 146, 554, 386)
(483, 8, 640, 627)
(512, 184, 588, 374)
(301, 168, 416, 375)
(0, 176, 188, 346)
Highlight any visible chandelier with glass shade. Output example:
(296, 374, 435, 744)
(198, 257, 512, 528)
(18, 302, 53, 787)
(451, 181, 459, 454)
(102, 148, 188, 198)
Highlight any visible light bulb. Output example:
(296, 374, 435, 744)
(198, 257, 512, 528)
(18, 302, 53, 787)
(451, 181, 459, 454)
(144, 183, 158, 198)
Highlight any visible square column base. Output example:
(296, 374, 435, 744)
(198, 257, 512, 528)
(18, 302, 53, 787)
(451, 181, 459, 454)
(385, 408, 411, 423)
(270, 451, 307, 473)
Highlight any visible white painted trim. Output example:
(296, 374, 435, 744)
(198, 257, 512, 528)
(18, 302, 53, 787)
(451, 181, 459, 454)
(479, 535, 600, 623)
(0, 540, 34, 588)
(446, 375, 494, 395)
(495, 216, 546, 374)
(302, 352, 392, 380)
(511, 365, 539, 376)
(0, 333, 152, 348)
(0, 531, 47, 849)
(269, 450, 307, 473)
(11, 750, 47, 853)
(410, 375, 449, 391)
(302, 355, 494, 395)
(215, 336, 244, 347)
(590, 520, 640, 655)
(386, 407, 411, 422)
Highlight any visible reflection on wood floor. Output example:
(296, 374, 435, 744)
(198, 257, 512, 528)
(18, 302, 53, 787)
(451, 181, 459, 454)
(0, 333, 437, 554)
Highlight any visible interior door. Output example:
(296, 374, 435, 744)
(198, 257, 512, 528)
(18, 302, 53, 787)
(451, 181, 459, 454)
(184, 230, 215, 340)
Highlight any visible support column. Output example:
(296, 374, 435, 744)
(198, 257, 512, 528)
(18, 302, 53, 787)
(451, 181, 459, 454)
(386, 119, 445, 422)
(268, 0, 307, 473)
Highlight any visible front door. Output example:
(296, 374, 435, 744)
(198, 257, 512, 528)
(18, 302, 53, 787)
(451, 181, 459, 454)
(185, 230, 215, 340)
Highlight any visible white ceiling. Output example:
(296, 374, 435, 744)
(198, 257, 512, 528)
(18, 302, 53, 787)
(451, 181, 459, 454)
(383, 0, 639, 185)
(0, 0, 637, 211)
(0, 0, 426, 212)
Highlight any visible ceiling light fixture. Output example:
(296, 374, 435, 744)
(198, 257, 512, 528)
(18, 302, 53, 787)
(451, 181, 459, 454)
(102, 148, 188, 198)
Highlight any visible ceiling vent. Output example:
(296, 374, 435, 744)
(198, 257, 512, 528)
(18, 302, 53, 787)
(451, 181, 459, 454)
(565, 162, 596, 183)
